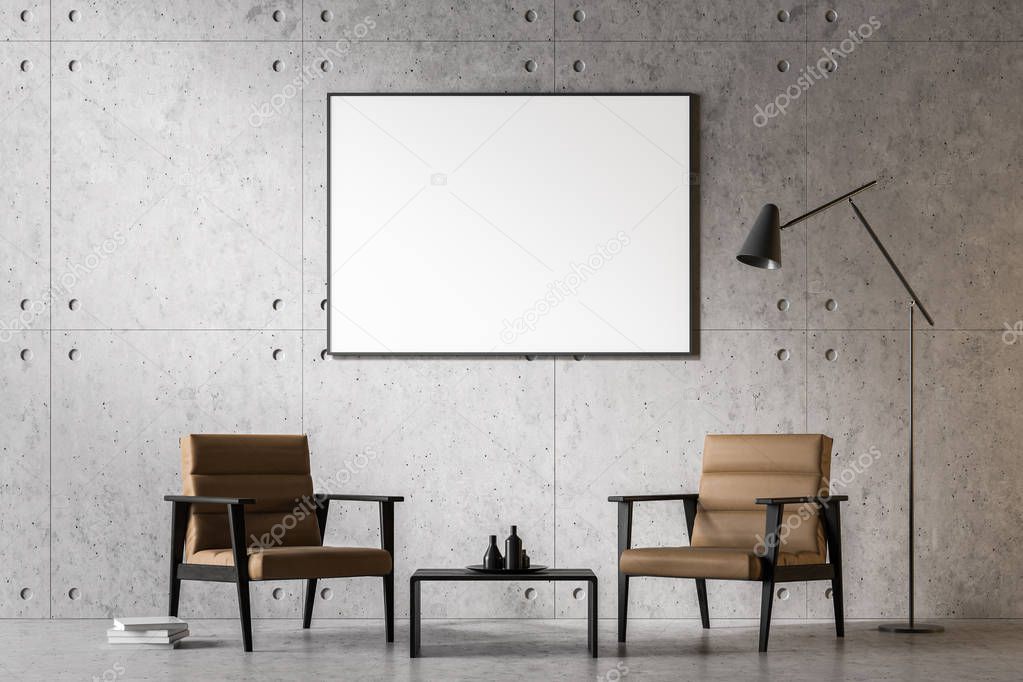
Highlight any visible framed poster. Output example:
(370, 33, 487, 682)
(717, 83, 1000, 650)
(328, 93, 694, 354)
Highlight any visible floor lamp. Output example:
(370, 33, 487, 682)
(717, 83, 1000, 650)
(736, 179, 943, 634)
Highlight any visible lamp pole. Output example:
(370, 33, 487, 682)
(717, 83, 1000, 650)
(910, 302, 916, 628)
(846, 198, 940, 633)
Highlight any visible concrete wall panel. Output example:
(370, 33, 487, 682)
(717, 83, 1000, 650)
(306, 2, 554, 42)
(554, 1, 806, 41)
(808, 1, 1023, 41)
(807, 43, 1023, 331)
(0, 42, 49, 332)
(51, 1, 301, 41)
(0, 333, 49, 617)
(51, 42, 302, 331)
(303, 346, 556, 618)
(50, 330, 301, 617)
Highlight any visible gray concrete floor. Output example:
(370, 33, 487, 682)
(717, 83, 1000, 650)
(0, 618, 1018, 681)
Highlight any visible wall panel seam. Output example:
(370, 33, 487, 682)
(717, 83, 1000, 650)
(34, 39, 1023, 44)
(48, 9, 53, 621)
(803, 32, 809, 621)
(301, 0, 305, 435)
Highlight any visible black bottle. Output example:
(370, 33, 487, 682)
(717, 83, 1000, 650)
(504, 526, 522, 570)
(483, 535, 503, 570)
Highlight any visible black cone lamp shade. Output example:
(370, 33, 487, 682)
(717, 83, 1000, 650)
(737, 203, 782, 269)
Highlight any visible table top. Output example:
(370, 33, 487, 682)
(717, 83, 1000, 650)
(411, 568, 596, 581)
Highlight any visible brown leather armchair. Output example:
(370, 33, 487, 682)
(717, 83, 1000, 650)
(165, 434, 403, 651)
(610, 434, 847, 652)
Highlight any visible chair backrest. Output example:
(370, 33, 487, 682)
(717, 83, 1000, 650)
(181, 434, 322, 559)
(691, 434, 833, 563)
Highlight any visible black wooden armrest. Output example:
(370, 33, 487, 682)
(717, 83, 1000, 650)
(608, 493, 699, 503)
(613, 494, 701, 555)
(757, 496, 848, 569)
(755, 495, 848, 505)
(166, 495, 252, 584)
(310, 494, 400, 561)
(313, 493, 404, 503)
(164, 494, 255, 505)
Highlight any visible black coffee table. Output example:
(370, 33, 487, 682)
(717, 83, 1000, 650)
(409, 568, 598, 658)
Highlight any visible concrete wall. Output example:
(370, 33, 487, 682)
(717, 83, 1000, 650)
(1, 1, 1020, 621)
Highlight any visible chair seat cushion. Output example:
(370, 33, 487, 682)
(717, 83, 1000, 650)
(190, 546, 392, 581)
(621, 547, 763, 580)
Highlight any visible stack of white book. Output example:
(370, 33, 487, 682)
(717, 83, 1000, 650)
(107, 617, 189, 649)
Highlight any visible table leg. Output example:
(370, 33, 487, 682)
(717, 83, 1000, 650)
(410, 578, 421, 658)
(588, 577, 598, 658)
(587, 585, 592, 652)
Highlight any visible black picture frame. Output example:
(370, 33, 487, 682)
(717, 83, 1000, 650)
(325, 92, 700, 358)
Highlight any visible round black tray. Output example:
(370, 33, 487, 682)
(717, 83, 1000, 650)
(466, 564, 548, 574)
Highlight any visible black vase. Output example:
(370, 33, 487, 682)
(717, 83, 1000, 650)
(483, 535, 503, 569)
(504, 526, 522, 570)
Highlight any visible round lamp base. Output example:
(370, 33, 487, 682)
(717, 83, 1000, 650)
(878, 622, 944, 634)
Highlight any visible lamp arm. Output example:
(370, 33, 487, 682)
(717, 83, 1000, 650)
(847, 199, 935, 327)
(776, 178, 935, 327)
(779, 179, 878, 229)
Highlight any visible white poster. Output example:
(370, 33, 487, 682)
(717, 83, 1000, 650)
(328, 94, 692, 354)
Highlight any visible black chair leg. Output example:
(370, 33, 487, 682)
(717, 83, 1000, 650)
(383, 573, 395, 642)
(235, 578, 253, 652)
(168, 577, 181, 617)
(695, 579, 710, 628)
(758, 580, 774, 653)
(617, 573, 629, 642)
(303, 579, 317, 629)
(832, 570, 845, 637)
(167, 500, 188, 618)
(227, 502, 253, 652)
(826, 502, 845, 638)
